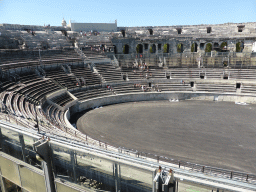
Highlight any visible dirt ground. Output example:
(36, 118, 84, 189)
(77, 100, 256, 174)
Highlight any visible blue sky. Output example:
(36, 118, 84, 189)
(0, 0, 255, 27)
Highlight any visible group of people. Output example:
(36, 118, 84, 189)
(131, 63, 153, 79)
(133, 83, 162, 92)
(107, 85, 113, 91)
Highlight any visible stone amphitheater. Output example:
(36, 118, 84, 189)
(1, 21, 256, 191)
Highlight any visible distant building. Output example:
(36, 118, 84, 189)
(68, 20, 117, 32)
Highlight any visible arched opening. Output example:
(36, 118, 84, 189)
(144, 44, 148, 50)
(176, 28, 182, 34)
(123, 44, 129, 54)
(213, 43, 219, 51)
(236, 42, 244, 52)
(158, 44, 161, 50)
(205, 43, 212, 52)
(177, 43, 184, 53)
(136, 44, 143, 54)
(163, 44, 169, 53)
(61, 30, 67, 36)
(220, 42, 228, 52)
(121, 30, 125, 37)
(148, 29, 153, 35)
(207, 27, 212, 33)
(150, 44, 156, 53)
(200, 43, 205, 50)
(113, 45, 117, 54)
(191, 43, 198, 52)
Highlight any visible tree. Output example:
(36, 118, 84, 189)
(136, 44, 143, 54)
(163, 44, 169, 53)
(149, 46, 153, 53)
(236, 42, 241, 52)
(205, 43, 212, 52)
(191, 43, 195, 52)
(220, 42, 227, 50)
(177, 43, 183, 53)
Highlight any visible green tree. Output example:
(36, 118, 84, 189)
(205, 43, 212, 52)
(177, 43, 182, 53)
(149, 46, 153, 53)
(236, 42, 241, 52)
(191, 43, 195, 52)
(163, 44, 168, 53)
(136, 45, 140, 53)
(220, 42, 227, 50)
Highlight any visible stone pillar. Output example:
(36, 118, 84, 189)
(33, 139, 56, 192)
(113, 163, 120, 192)
(0, 174, 6, 192)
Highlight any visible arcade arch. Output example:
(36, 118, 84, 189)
(205, 43, 212, 52)
(163, 44, 169, 53)
(136, 44, 143, 54)
(191, 43, 198, 52)
(177, 43, 184, 53)
(213, 43, 219, 51)
(121, 30, 125, 37)
(236, 42, 244, 52)
(220, 42, 228, 51)
(148, 29, 153, 35)
(113, 45, 117, 54)
(150, 44, 156, 53)
(123, 44, 129, 54)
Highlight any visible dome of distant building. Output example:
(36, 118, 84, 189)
(61, 18, 67, 27)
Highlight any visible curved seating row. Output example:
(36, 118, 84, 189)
(3, 62, 256, 145)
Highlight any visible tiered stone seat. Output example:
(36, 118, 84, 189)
(112, 84, 144, 94)
(0, 49, 83, 71)
(241, 84, 256, 94)
(158, 82, 193, 92)
(71, 87, 113, 101)
(168, 68, 200, 79)
(204, 69, 223, 79)
(229, 69, 256, 80)
(45, 68, 77, 89)
(17, 79, 60, 102)
(196, 83, 236, 93)
(51, 93, 73, 107)
(95, 63, 123, 82)
(19, 73, 41, 84)
(121, 67, 145, 80)
(148, 66, 166, 79)
(71, 65, 101, 86)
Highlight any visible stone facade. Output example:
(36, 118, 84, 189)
(113, 22, 256, 55)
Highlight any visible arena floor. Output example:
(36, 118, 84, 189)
(77, 100, 256, 174)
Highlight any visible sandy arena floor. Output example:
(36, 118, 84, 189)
(77, 100, 256, 174)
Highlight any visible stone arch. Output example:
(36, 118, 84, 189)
(236, 42, 244, 52)
(121, 30, 125, 37)
(113, 45, 117, 54)
(123, 44, 129, 54)
(148, 29, 153, 35)
(200, 43, 205, 50)
(177, 43, 184, 53)
(163, 43, 170, 53)
(150, 44, 156, 53)
(220, 42, 228, 51)
(213, 43, 219, 51)
(191, 43, 198, 52)
(205, 43, 212, 52)
(136, 44, 143, 54)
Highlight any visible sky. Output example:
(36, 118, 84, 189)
(0, 0, 255, 27)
